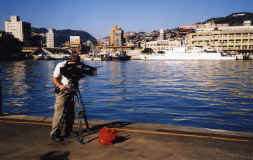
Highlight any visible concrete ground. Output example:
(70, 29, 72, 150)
(0, 115, 252, 160)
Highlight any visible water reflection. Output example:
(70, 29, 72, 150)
(1, 60, 57, 114)
(1, 60, 253, 132)
(5, 61, 28, 96)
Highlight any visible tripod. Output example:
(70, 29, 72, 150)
(58, 88, 91, 144)
(76, 90, 91, 144)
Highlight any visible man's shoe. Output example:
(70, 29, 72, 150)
(51, 135, 64, 142)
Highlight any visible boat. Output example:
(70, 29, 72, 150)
(140, 46, 242, 60)
(100, 54, 112, 61)
(111, 51, 131, 61)
(80, 54, 101, 61)
(33, 53, 70, 60)
(100, 51, 131, 61)
(33, 53, 50, 60)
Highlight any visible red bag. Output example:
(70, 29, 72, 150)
(98, 127, 118, 145)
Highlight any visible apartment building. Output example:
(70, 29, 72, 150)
(188, 25, 253, 53)
(5, 16, 31, 43)
(143, 39, 182, 53)
(160, 29, 165, 40)
(110, 25, 124, 46)
(46, 29, 54, 48)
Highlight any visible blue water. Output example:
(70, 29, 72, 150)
(1, 60, 253, 132)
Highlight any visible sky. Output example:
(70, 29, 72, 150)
(1, 0, 253, 38)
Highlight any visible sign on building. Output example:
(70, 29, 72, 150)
(70, 36, 81, 44)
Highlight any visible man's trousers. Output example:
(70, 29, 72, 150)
(50, 92, 75, 137)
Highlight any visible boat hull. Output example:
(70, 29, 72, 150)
(111, 56, 131, 61)
(140, 52, 241, 60)
(100, 55, 131, 61)
(101, 55, 112, 61)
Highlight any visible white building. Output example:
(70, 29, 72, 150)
(160, 29, 165, 40)
(5, 16, 31, 43)
(196, 20, 253, 33)
(46, 29, 54, 48)
(143, 39, 182, 53)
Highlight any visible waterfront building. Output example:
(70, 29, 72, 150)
(180, 23, 229, 31)
(124, 32, 136, 37)
(187, 25, 253, 54)
(110, 25, 124, 46)
(46, 29, 54, 48)
(160, 29, 165, 40)
(97, 37, 110, 46)
(143, 39, 182, 53)
(5, 16, 31, 43)
(124, 32, 136, 45)
(243, 20, 252, 26)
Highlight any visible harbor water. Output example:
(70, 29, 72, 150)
(1, 60, 253, 133)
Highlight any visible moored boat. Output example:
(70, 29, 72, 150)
(111, 51, 131, 61)
(100, 51, 131, 61)
(140, 47, 242, 60)
(100, 54, 112, 61)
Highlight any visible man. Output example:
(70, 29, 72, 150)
(50, 53, 96, 142)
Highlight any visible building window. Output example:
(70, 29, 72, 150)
(243, 33, 248, 37)
(242, 45, 248, 49)
(236, 33, 241, 37)
(236, 40, 241, 43)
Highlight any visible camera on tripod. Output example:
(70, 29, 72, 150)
(54, 61, 97, 94)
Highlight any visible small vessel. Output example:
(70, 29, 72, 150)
(100, 54, 112, 61)
(33, 53, 50, 60)
(100, 51, 131, 61)
(140, 46, 242, 60)
(50, 53, 71, 60)
(33, 53, 70, 60)
(111, 51, 131, 61)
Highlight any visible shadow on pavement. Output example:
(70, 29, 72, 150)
(40, 151, 70, 160)
(76, 121, 131, 144)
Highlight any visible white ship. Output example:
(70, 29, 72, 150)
(140, 47, 243, 60)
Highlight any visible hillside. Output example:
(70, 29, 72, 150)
(32, 27, 97, 46)
(202, 12, 253, 26)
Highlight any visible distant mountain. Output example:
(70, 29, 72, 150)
(32, 27, 97, 46)
(32, 27, 48, 33)
(201, 12, 253, 26)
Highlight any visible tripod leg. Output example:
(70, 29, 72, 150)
(82, 108, 90, 130)
(77, 112, 84, 144)
(75, 92, 90, 144)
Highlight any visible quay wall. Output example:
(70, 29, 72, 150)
(1, 114, 253, 138)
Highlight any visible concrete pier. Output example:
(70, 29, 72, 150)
(0, 115, 252, 160)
